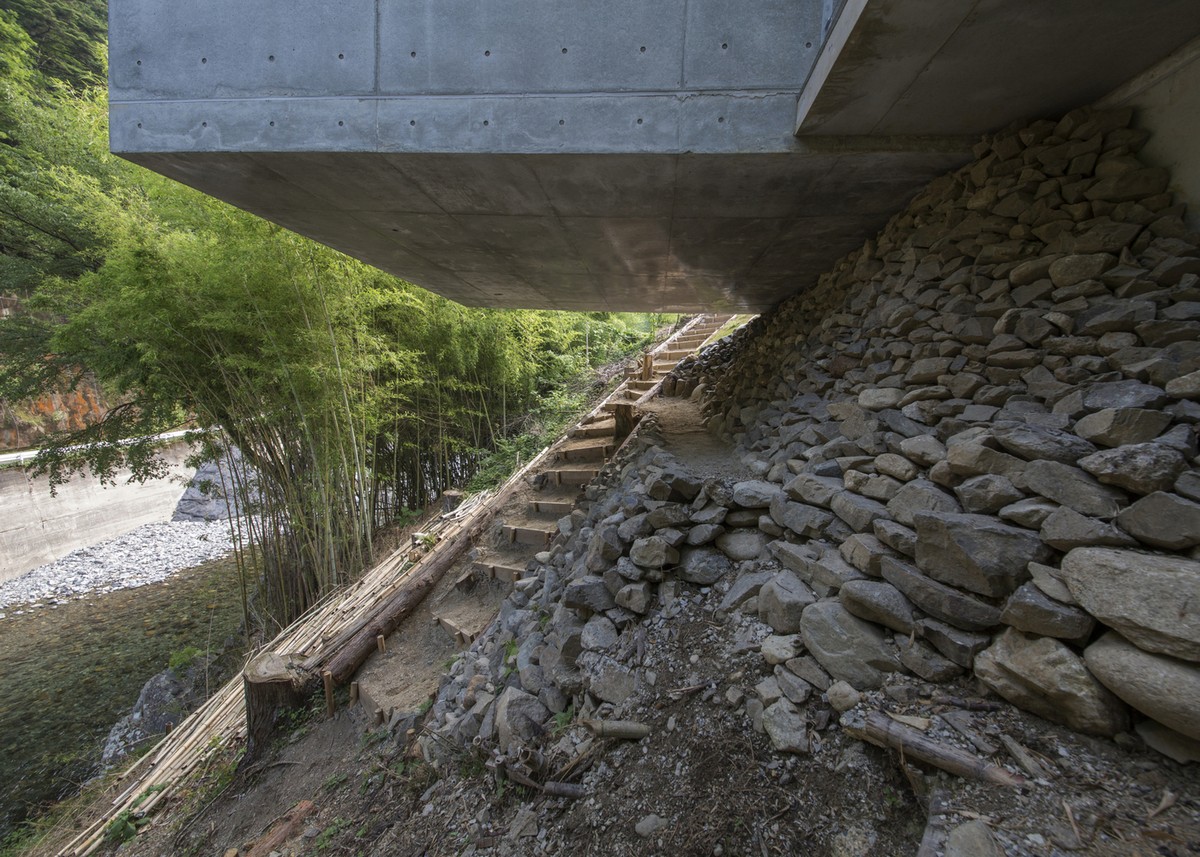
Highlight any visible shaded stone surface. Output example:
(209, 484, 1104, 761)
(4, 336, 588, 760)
(1023, 460, 1128, 518)
(1079, 444, 1187, 495)
(913, 511, 1049, 598)
(800, 601, 901, 690)
(1116, 491, 1200, 549)
(1085, 631, 1200, 741)
(974, 629, 1129, 736)
(839, 579, 915, 634)
(880, 556, 1002, 632)
(1000, 582, 1095, 641)
(758, 571, 817, 634)
(1062, 547, 1200, 661)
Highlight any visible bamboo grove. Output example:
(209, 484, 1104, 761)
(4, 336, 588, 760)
(0, 6, 664, 629)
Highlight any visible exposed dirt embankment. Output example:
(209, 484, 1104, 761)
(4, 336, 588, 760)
(0, 382, 109, 451)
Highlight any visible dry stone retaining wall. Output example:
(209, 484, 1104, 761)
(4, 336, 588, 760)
(673, 106, 1200, 758)
(416, 106, 1200, 785)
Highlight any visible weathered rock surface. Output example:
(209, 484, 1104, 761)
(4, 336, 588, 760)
(913, 512, 1048, 598)
(1062, 547, 1200, 661)
(1084, 632, 1200, 741)
(974, 629, 1129, 736)
(799, 601, 901, 690)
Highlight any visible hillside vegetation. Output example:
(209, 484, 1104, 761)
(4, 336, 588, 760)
(0, 3, 665, 627)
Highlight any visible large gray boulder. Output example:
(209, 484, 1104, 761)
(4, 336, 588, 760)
(1062, 547, 1200, 661)
(1115, 491, 1200, 550)
(913, 511, 1050, 598)
(495, 687, 550, 752)
(974, 629, 1129, 736)
(1079, 444, 1187, 495)
(799, 601, 901, 690)
(677, 547, 734, 585)
(1022, 460, 1128, 518)
(1085, 632, 1200, 741)
(880, 556, 1002, 632)
(758, 571, 817, 634)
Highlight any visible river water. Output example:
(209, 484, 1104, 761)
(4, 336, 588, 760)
(0, 556, 246, 840)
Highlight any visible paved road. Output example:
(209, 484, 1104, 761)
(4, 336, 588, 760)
(0, 429, 193, 467)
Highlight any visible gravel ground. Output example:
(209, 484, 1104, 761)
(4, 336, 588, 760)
(0, 520, 235, 614)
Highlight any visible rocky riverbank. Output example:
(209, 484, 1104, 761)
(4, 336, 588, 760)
(0, 520, 234, 614)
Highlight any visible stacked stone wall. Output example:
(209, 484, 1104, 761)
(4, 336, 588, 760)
(670, 106, 1200, 756)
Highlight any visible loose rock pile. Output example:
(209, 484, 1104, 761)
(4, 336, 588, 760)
(669, 106, 1200, 761)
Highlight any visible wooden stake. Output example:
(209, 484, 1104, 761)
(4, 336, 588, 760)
(376, 634, 387, 654)
(349, 681, 359, 706)
(323, 670, 335, 718)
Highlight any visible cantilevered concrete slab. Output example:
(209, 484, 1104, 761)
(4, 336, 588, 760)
(797, 0, 1200, 137)
(109, 1, 1200, 312)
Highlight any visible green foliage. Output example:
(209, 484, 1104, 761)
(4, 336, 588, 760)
(168, 646, 203, 673)
(0, 10, 663, 630)
(2, 0, 108, 90)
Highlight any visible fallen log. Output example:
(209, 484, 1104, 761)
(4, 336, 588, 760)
(323, 525, 483, 685)
(842, 711, 1026, 788)
(245, 800, 316, 857)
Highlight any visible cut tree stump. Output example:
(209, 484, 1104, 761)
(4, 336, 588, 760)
(243, 652, 309, 758)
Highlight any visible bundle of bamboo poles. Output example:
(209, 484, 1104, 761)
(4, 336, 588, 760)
(56, 315, 719, 856)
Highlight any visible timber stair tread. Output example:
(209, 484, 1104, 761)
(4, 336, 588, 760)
(542, 467, 601, 485)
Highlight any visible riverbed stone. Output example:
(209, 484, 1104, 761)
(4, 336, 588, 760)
(880, 556, 1002, 632)
(886, 479, 961, 526)
(897, 637, 964, 681)
(761, 634, 803, 665)
(562, 576, 616, 613)
(715, 529, 767, 561)
(800, 601, 901, 690)
(1085, 631, 1200, 741)
(495, 687, 550, 751)
(769, 496, 835, 539)
(629, 536, 679, 569)
(584, 521, 626, 572)
(1062, 547, 1200, 661)
(578, 652, 637, 705)
(998, 497, 1059, 528)
(1023, 460, 1128, 518)
(784, 473, 843, 507)
(839, 579, 915, 634)
(677, 547, 734, 585)
(954, 474, 1024, 514)
(1039, 507, 1137, 551)
(917, 619, 991, 668)
(762, 699, 810, 753)
(992, 421, 1097, 464)
(1074, 408, 1173, 447)
(913, 511, 1048, 598)
(830, 492, 891, 533)
(1115, 491, 1200, 549)
(974, 629, 1129, 736)
(1079, 444, 1187, 495)
(1000, 582, 1094, 642)
(733, 480, 784, 509)
(758, 572, 817, 634)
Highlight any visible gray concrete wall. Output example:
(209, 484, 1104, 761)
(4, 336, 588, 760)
(109, 0, 824, 156)
(0, 442, 194, 584)
(1099, 35, 1200, 230)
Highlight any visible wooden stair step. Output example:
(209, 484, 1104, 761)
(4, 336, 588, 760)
(570, 423, 615, 439)
(433, 613, 481, 647)
(626, 379, 657, 392)
(544, 467, 600, 485)
(472, 561, 528, 583)
(558, 443, 612, 462)
(502, 524, 555, 546)
(531, 499, 575, 515)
